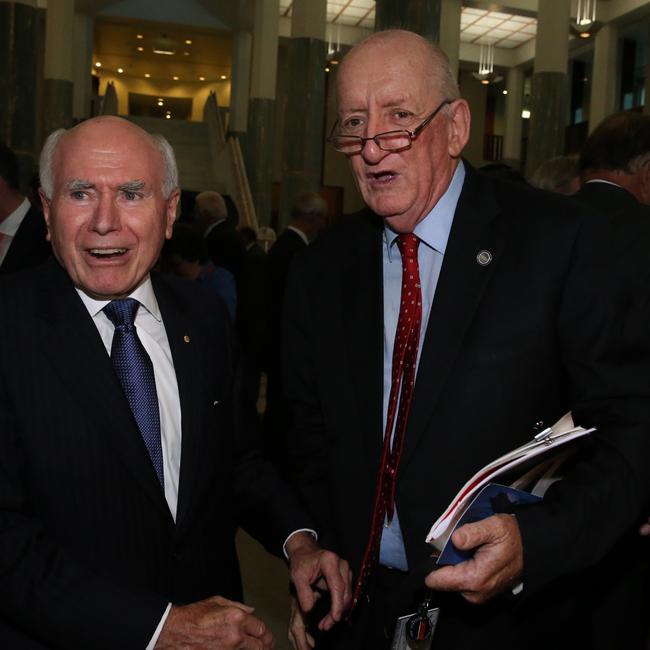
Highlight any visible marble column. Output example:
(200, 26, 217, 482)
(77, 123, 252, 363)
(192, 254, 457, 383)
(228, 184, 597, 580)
(229, 31, 252, 137)
(0, 0, 39, 186)
(278, 0, 327, 229)
(440, 0, 461, 80)
(375, 0, 441, 44)
(245, 0, 279, 228)
(589, 23, 618, 131)
(43, 0, 75, 137)
(503, 66, 524, 167)
(525, 0, 570, 177)
(72, 12, 94, 121)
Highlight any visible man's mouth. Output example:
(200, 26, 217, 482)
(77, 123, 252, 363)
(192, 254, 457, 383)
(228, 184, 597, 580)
(369, 171, 397, 183)
(88, 248, 128, 259)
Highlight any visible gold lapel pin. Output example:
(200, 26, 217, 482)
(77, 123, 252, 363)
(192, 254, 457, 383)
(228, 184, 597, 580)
(476, 250, 493, 266)
(183, 335, 191, 343)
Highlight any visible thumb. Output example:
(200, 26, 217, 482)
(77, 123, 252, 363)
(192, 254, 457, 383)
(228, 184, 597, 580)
(451, 521, 487, 551)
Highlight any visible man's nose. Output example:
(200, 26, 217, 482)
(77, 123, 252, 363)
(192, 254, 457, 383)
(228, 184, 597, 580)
(90, 193, 122, 234)
(360, 136, 390, 164)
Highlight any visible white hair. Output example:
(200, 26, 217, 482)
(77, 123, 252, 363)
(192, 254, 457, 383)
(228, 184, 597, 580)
(39, 122, 179, 199)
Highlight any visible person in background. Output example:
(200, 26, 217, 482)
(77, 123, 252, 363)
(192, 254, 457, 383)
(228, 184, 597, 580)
(0, 142, 50, 274)
(160, 222, 237, 322)
(528, 154, 580, 195)
(263, 191, 328, 474)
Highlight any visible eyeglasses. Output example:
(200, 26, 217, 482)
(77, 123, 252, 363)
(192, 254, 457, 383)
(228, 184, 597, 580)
(328, 99, 453, 155)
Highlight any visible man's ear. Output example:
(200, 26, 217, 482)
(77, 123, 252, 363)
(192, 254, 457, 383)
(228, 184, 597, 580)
(39, 189, 53, 241)
(165, 189, 181, 239)
(447, 99, 471, 159)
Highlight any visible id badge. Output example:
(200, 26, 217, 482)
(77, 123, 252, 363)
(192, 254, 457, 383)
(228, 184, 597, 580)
(391, 604, 439, 650)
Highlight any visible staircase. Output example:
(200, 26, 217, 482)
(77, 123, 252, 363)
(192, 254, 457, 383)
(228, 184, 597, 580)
(126, 116, 215, 193)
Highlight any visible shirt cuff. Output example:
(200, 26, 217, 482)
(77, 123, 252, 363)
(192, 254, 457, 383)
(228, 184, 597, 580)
(146, 602, 172, 649)
(511, 582, 524, 596)
(283, 528, 318, 559)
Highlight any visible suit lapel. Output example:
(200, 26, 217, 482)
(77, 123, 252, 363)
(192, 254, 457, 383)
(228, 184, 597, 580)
(400, 167, 505, 471)
(341, 213, 385, 468)
(37, 260, 171, 517)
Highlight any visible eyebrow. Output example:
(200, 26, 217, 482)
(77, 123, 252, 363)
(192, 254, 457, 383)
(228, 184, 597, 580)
(67, 179, 95, 191)
(118, 180, 146, 192)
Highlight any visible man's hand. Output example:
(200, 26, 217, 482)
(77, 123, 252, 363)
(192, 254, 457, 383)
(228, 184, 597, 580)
(285, 532, 352, 631)
(287, 596, 315, 650)
(425, 514, 523, 605)
(155, 595, 275, 649)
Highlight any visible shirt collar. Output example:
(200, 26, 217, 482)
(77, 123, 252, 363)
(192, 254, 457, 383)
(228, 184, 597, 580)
(0, 197, 31, 236)
(76, 275, 161, 322)
(384, 161, 465, 261)
(287, 225, 309, 245)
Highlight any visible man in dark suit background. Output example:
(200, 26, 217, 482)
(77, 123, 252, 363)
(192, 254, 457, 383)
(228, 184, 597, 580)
(262, 192, 327, 473)
(284, 30, 650, 650)
(0, 142, 50, 274)
(0, 116, 350, 648)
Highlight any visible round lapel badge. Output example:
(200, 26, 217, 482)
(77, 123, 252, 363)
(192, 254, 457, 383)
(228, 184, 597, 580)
(476, 250, 492, 266)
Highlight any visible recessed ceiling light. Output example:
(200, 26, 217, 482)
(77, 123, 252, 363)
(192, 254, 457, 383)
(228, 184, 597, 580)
(220, 74, 227, 80)
(117, 68, 124, 73)
(325, 67, 330, 72)
(521, 109, 531, 119)
(165, 114, 171, 119)
(137, 46, 144, 52)
(144, 73, 151, 78)
(183, 51, 190, 56)
(95, 62, 102, 68)
(502, 89, 508, 95)
(136, 34, 143, 39)
(157, 100, 164, 106)
(199, 76, 205, 81)
(172, 75, 179, 80)
(185, 39, 192, 45)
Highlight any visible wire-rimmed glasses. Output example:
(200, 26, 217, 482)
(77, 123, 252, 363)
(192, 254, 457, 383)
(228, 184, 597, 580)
(327, 99, 453, 155)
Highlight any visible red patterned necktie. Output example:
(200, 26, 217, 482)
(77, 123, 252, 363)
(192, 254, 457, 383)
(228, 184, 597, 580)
(350, 232, 422, 611)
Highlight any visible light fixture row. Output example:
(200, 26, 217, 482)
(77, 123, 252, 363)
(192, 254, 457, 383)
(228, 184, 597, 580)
(94, 63, 226, 82)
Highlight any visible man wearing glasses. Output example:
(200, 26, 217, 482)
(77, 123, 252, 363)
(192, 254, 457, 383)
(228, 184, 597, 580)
(284, 29, 650, 650)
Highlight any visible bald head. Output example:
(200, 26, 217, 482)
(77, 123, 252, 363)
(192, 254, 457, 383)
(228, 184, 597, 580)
(336, 30, 460, 107)
(40, 116, 178, 200)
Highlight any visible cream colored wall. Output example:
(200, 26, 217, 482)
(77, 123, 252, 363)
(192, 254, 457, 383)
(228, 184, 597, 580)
(459, 69, 488, 166)
(98, 74, 231, 120)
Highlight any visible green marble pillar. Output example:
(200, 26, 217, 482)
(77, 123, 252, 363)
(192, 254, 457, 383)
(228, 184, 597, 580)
(246, 97, 275, 228)
(278, 36, 327, 229)
(375, 0, 441, 43)
(0, 1, 38, 186)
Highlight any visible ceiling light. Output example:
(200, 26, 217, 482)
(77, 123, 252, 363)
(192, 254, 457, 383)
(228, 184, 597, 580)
(184, 51, 190, 56)
(172, 75, 179, 81)
(95, 62, 102, 68)
(136, 34, 143, 39)
(185, 39, 192, 45)
(157, 99, 164, 106)
(325, 67, 330, 72)
(144, 73, 151, 78)
(220, 74, 227, 80)
(521, 109, 531, 119)
(117, 68, 124, 73)
(199, 76, 205, 81)
(579, 31, 591, 38)
(153, 47, 175, 55)
(137, 46, 144, 52)
(502, 89, 508, 95)
(166, 114, 171, 119)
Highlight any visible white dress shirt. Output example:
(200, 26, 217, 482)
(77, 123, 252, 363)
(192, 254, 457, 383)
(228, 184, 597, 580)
(77, 276, 178, 648)
(0, 197, 30, 266)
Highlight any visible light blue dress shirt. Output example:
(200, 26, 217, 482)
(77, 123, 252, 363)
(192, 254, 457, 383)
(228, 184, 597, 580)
(379, 162, 465, 570)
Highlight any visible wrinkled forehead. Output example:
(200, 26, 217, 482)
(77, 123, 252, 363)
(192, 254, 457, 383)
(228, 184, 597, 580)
(54, 125, 163, 185)
(336, 40, 438, 109)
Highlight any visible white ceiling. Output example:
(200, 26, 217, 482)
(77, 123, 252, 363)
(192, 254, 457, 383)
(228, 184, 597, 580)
(279, 0, 375, 29)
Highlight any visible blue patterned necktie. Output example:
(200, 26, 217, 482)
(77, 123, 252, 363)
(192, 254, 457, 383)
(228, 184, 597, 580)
(103, 298, 164, 488)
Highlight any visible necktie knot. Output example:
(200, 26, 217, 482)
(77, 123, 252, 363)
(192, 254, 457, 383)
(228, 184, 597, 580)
(396, 233, 420, 263)
(104, 298, 140, 329)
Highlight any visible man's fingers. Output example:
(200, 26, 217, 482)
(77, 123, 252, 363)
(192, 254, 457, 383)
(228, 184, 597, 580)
(318, 553, 348, 622)
(209, 594, 255, 614)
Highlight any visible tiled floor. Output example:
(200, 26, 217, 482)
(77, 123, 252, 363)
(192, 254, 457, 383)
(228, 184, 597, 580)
(237, 529, 293, 650)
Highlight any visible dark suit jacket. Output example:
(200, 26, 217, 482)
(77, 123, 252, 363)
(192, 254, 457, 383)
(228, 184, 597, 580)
(0, 204, 50, 275)
(283, 165, 650, 649)
(0, 259, 308, 649)
(263, 229, 308, 461)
